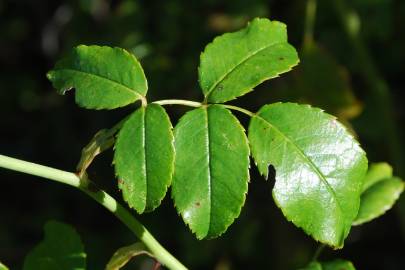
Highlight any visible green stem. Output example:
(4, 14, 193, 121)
(303, 0, 317, 49)
(222, 105, 255, 117)
(311, 244, 325, 261)
(153, 99, 256, 117)
(0, 154, 188, 270)
(153, 99, 202, 108)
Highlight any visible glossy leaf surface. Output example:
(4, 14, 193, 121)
(199, 18, 299, 103)
(47, 45, 147, 109)
(172, 105, 249, 239)
(114, 104, 174, 213)
(353, 163, 404, 225)
(23, 221, 86, 270)
(249, 103, 367, 248)
(106, 242, 153, 270)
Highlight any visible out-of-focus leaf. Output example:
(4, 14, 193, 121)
(106, 242, 153, 270)
(76, 129, 115, 178)
(293, 43, 361, 120)
(0, 262, 9, 270)
(172, 105, 250, 239)
(114, 104, 174, 213)
(299, 259, 356, 270)
(199, 18, 298, 103)
(298, 261, 322, 270)
(23, 221, 86, 270)
(322, 259, 356, 270)
(353, 162, 404, 225)
(47, 45, 147, 110)
(249, 103, 367, 248)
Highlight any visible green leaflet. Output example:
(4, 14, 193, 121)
(47, 45, 147, 110)
(300, 260, 355, 270)
(199, 18, 299, 103)
(172, 105, 250, 239)
(353, 163, 404, 225)
(322, 259, 356, 270)
(106, 242, 153, 270)
(114, 104, 174, 213)
(361, 162, 393, 192)
(298, 262, 322, 270)
(248, 103, 367, 248)
(23, 221, 86, 270)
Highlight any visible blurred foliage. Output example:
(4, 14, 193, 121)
(1, 0, 404, 269)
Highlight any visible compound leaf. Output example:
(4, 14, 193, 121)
(248, 103, 367, 248)
(23, 221, 86, 270)
(47, 45, 147, 110)
(199, 18, 299, 103)
(353, 163, 404, 225)
(172, 105, 250, 239)
(114, 104, 174, 213)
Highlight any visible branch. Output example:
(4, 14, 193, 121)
(0, 154, 188, 270)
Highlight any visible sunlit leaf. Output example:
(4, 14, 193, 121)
(199, 18, 298, 103)
(47, 45, 147, 110)
(172, 105, 250, 239)
(249, 103, 367, 248)
(114, 104, 174, 213)
(23, 221, 86, 270)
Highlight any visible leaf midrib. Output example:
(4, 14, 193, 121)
(254, 114, 344, 219)
(57, 68, 144, 99)
(142, 108, 149, 211)
(204, 40, 286, 99)
(204, 107, 213, 236)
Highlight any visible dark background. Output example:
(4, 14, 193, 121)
(1, 0, 404, 269)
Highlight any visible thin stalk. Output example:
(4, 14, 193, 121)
(311, 244, 325, 262)
(152, 99, 256, 118)
(303, 0, 317, 49)
(222, 105, 255, 117)
(153, 99, 202, 108)
(0, 154, 188, 270)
